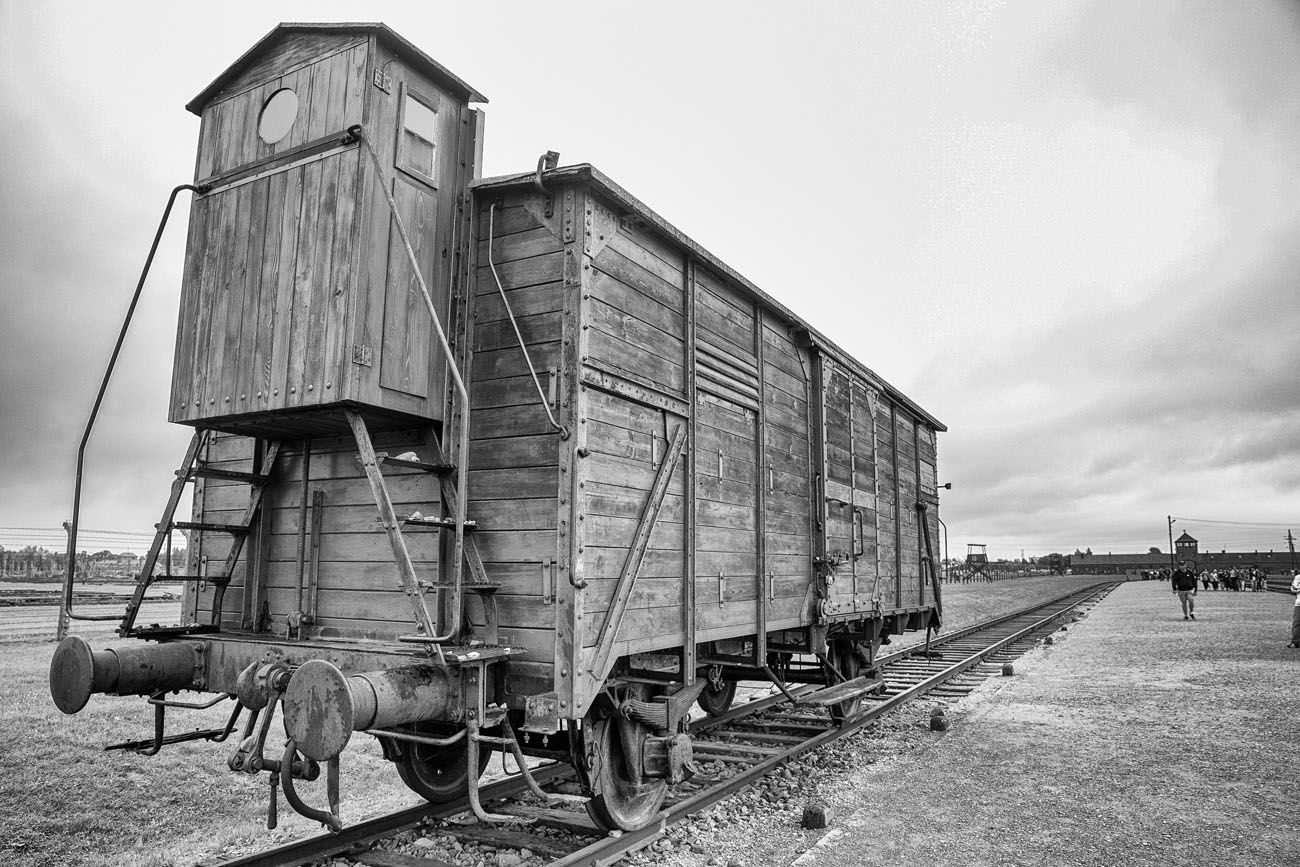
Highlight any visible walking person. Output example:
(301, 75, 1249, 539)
(1289, 570, 1300, 649)
(1172, 561, 1198, 620)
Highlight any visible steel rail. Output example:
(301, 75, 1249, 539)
(202, 763, 573, 867)
(203, 583, 1116, 867)
(552, 583, 1117, 867)
(691, 581, 1115, 736)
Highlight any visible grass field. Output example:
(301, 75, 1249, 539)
(0, 574, 1107, 866)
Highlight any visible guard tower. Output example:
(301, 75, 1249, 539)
(171, 23, 485, 436)
(1174, 532, 1199, 566)
(965, 543, 989, 580)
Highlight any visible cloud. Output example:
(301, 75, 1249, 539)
(924, 0, 1300, 554)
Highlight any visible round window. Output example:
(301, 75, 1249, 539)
(258, 88, 299, 144)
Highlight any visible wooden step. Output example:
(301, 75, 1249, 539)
(800, 675, 885, 707)
(171, 521, 249, 535)
(186, 466, 269, 483)
(399, 515, 478, 531)
(148, 574, 226, 584)
(367, 452, 455, 475)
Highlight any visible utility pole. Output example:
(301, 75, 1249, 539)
(1287, 529, 1297, 572)
(1167, 515, 1176, 570)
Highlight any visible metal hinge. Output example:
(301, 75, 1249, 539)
(352, 344, 373, 367)
(372, 69, 393, 93)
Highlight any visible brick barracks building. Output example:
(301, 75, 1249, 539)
(1071, 532, 1298, 576)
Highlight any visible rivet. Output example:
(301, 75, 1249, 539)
(209, 398, 216, 405)
(239, 393, 246, 401)
(273, 389, 279, 396)
(290, 386, 297, 394)
(307, 384, 314, 391)
(325, 381, 332, 389)
(256, 391, 262, 398)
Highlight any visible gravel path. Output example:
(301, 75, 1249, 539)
(635, 581, 1299, 867)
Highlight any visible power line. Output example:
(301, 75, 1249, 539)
(1171, 517, 1298, 527)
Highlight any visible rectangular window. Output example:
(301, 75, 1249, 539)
(398, 87, 438, 186)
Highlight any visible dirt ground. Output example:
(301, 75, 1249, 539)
(645, 581, 1299, 867)
(0, 575, 1136, 866)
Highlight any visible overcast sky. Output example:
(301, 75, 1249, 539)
(1, 0, 1297, 560)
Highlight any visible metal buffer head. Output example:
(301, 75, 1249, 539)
(50, 636, 201, 714)
(282, 661, 453, 761)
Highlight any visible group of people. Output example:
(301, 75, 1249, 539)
(1171, 561, 1300, 649)
(1198, 566, 1270, 592)
(1145, 565, 1271, 591)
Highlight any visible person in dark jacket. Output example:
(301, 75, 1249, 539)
(1171, 562, 1198, 620)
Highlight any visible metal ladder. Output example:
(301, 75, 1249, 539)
(346, 411, 500, 651)
(119, 431, 281, 636)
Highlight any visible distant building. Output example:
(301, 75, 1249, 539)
(1072, 532, 1296, 575)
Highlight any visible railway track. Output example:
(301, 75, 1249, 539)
(204, 582, 1119, 867)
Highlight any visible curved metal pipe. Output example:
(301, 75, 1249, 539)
(62, 183, 208, 627)
(280, 739, 342, 832)
(487, 202, 569, 439)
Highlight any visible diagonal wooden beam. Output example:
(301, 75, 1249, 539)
(588, 422, 689, 680)
(347, 410, 440, 640)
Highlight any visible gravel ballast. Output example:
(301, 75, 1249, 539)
(638, 581, 1298, 867)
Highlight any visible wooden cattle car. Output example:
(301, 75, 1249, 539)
(51, 23, 945, 834)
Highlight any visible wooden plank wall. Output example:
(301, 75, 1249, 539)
(580, 219, 689, 652)
(187, 430, 440, 639)
(464, 199, 566, 663)
(172, 149, 363, 425)
(895, 413, 922, 605)
(873, 397, 899, 609)
(918, 425, 940, 589)
(760, 321, 815, 630)
(849, 378, 880, 610)
(195, 36, 367, 181)
(693, 267, 762, 641)
(821, 363, 856, 610)
(175, 32, 367, 427)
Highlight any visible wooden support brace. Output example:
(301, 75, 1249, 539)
(588, 422, 689, 680)
(346, 410, 440, 641)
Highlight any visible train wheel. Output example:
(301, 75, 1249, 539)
(697, 665, 736, 716)
(827, 641, 862, 724)
(392, 725, 491, 803)
(576, 709, 666, 831)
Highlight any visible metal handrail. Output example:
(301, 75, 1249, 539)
(350, 124, 470, 643)
(487, 202, 569, 439)
(60, 183, 206, 634)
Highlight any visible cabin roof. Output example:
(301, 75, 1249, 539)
(186, 22, 487, 116)
(472, 164, 947, 432)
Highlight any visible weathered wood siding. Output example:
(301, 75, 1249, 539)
(874, 395, 898, 608)
(579, 213, 689, 662)
(172, 32, 478, 432)
(895, 413, 922, 605)
(761, 319, 814, 630)
(465, 198, 565, 667)
(194, 35, 368, 181)
(185, 430, 441, 639)
(171, 151, 364, 426)
(692, 268, 765, 641)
